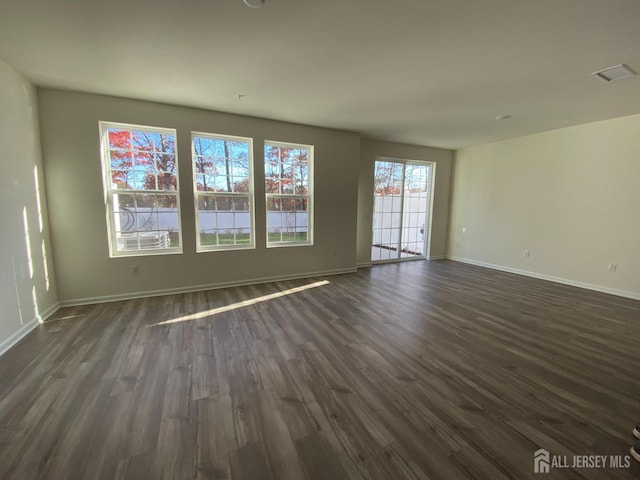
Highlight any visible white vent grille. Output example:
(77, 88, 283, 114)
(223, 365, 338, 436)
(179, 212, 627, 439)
(592, 64, 636, 82)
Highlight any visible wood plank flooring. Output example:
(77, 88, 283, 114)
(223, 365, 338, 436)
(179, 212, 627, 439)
(1, 260, 639, 479)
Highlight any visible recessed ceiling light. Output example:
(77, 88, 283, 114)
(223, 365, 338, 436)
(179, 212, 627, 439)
(243, 0, 265, 7)
(496, 114, 512, 120)
(592, 64, 636, 82)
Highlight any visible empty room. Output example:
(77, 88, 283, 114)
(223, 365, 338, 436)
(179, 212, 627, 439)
(1, 0, 639, 479)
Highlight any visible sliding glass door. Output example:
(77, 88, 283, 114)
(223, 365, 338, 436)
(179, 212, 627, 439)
(371, 159, 433, 263)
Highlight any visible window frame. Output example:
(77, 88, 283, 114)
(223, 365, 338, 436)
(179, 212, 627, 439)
(192, 131, 256, 252)
(264, 140, 314, 248)
(99, 121, 183, 258)
(371, 157, 436, 263)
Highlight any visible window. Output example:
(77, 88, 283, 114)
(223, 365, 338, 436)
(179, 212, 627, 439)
(99, 122, 182, 256)
(264, 141, 313, 246)
(192, 133, 254, 251)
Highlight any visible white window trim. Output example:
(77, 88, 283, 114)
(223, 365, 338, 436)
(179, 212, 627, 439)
(99, 121, 183, 258)
(192, 131, 256, 252)
(264, 140, 314, 248)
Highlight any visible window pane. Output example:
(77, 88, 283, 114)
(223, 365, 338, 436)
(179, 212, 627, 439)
(235, 229, 251, 244)
(293, 231, 308, 242)
(265, 177, 279, 194)
(264, 145, 279, 165)
(281, 197, 296, 212)
(197, 196, 218, 238)
(102, 123, 181, 256)
(111, 170, 130, 189)
(197, 195, 216, 210)
(232, 196, 250, 212)
(194, 155, 215, 174)
(264, 142, 313, 246)
(115, 231, 139, 252)
(265, 161, 279, 178)
(281, 178, 294, 194)
(233, 177, 250, 193)
(108, 128, 131, 150)
(192, 133, 254, 250)
(267, 197, 281, 212)
(135, 171, 157, 191)
(291, 149, 309, 184)
(267, 213, 284, 235)
(133, 152, 153, 170)
(215, 195, 233, 211)
(266, 196, 309, 243)
(111, 150, 132, 171)
(114, 193, 135, 210)
(132, 131, 154, 152)
(157, 172, 177, 191)
(132, 194, 157, 231)
(235, 203, 251, 229)
(212, 175, 230, 192)
(295, 182, 308, 195)
(156, 133, 176, 155)
(199, 229, 218, 247)
(194, 137, 213, 157)
(155, 194, 177, 209)
(156, 153, 176, 173)
(374, 161, 403, 195)
(405, 164, 428, 194)
(130, 131, 147, 151)
(195, 174, 214, 192)
(211, 139, 226, 156)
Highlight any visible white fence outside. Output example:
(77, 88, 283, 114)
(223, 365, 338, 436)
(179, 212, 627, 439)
(117, 208, 308, 233)
(372, 195, 428, 252)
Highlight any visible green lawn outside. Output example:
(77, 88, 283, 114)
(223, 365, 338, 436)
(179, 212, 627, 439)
(168, 232, 180, 248)
(268, 232, 308, 242)
(191, 231, 308, 246)
(200, 233, 251, 246)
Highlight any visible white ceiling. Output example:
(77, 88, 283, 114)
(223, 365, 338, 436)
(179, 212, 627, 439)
(1, 0, 640, 149)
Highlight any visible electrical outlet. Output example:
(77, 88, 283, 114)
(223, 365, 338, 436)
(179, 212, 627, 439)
(455, 242, 460, 248)
(608, 263, 617, 272)
(130, 264, 139, 275)
(332, 250, 337, 257)
(523, 250, 530, 258)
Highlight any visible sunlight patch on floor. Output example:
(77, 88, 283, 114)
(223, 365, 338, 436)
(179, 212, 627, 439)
(149, 280, 330, 327)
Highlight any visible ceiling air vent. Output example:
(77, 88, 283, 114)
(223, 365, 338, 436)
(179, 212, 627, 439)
(592, 64, 636, 82)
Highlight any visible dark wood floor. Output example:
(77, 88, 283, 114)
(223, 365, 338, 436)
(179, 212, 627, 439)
(1, 260, 639, 480)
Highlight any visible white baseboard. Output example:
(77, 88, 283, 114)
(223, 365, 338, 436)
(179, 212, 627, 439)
(360, 257, 442, 265)
(447, 256, 640, 301)
(60, 267, 358, 307)
(0, 302, 60, 357)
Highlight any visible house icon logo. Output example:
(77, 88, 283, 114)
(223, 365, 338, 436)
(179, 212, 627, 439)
(534, 448, 550, 473)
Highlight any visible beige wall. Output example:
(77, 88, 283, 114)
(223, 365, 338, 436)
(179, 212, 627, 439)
(357, 139, 453, 265)
(39, 89, 360, 303)
(0, 60, 58, 352)
(448, 114, 640, 298)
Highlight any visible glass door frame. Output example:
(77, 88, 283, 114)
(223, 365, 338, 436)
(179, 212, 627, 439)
(371, 157, 436, 264)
